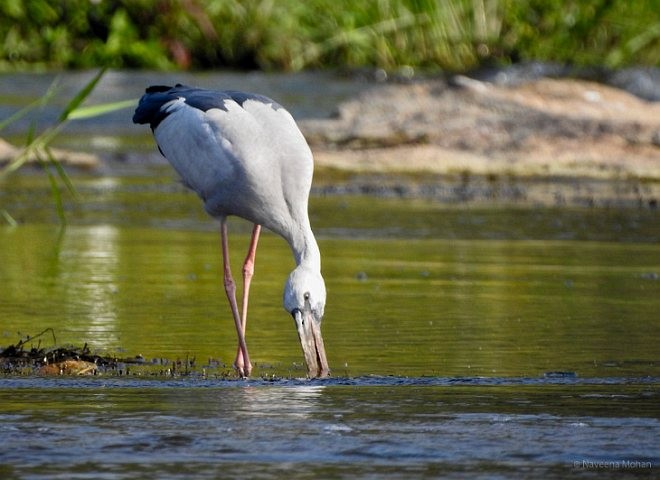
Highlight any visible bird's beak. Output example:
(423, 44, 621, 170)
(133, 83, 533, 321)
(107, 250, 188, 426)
(292, 307, 329, 378)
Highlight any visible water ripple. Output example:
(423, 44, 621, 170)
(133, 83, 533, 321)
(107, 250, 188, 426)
(0, 374, 658, 390)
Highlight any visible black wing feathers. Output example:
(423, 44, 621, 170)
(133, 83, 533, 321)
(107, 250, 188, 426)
(133, 84, 282, 130)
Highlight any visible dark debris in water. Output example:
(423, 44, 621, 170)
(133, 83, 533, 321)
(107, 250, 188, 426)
(0, 329, 238, 378)
(0, 329, 308, 380)
(1, 328, 125, 376)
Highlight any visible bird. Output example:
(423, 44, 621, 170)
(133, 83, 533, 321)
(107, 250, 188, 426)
(133, 84, 329, 378)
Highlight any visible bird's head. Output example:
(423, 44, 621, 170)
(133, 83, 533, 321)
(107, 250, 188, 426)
(283, 266, 329, 378)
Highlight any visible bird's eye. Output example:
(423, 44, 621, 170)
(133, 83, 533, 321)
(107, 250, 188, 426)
(303, 292, 310, 301)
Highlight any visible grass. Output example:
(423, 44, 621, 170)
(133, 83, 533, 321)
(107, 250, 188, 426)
(0, 0, 657, 72)
(0, 68, 136, 224)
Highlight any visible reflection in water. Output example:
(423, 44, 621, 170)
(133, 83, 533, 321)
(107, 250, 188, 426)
(0, 225, 120, 349)
(231, 385, 325, 419)
(34, 225, 121, 348)
(61, 225, 121, 348)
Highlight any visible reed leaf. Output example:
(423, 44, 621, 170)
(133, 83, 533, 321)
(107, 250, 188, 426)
(0, 209, 18, 227)
(0, 77, 60, 133)
(0, 67, 115, 224)
(45, 146, 78, 200)
(34, 150, 66, 225)
(68, 98, 137, 121)
(58, 67, 107, 123)
(1, 68, 108, 178)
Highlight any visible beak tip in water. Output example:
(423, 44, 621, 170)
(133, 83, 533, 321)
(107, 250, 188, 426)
(293, 307, 329, 379)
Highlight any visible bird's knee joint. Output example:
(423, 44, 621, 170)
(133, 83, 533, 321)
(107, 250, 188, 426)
(242, 263, 255, 278)
(224, 276, 236, 292)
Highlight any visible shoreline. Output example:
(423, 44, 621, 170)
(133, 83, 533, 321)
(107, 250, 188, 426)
(3, 73, 658, 208)
(311, 169, 658, 209)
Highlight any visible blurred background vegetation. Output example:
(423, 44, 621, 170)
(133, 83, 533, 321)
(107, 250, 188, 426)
(0, 0, 657, 72)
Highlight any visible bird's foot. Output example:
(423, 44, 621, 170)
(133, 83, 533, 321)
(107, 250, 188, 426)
(233, 357, 252, 378)
(233, 364, 252, 378)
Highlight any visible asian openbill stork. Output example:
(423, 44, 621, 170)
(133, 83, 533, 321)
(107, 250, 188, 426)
(133, 84, 328, 378)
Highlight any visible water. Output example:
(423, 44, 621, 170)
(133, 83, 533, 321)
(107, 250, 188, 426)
(0, 379, 657, 479)
(1, 70, 659, 478)
(2, 224, 658, 378)
(1, 174, 659, 478)
(1, 177, 659, 378)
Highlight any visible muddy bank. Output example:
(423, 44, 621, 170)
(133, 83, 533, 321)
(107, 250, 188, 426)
(304, 77, 659, 179)
(300, 74, 659, 206)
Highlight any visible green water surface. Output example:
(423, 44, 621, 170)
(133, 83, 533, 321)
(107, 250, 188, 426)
(1, 175, 658, 379)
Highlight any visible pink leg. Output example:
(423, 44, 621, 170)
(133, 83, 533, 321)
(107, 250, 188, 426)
(220, 218, 252, 377)
(234, 224, 261, 373)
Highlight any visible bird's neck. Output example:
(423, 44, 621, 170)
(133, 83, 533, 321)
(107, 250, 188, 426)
(289, 222, 321, 272)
